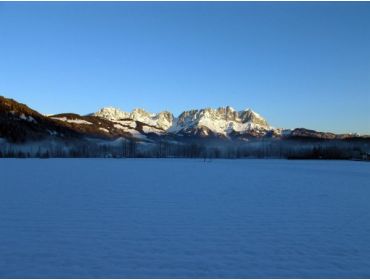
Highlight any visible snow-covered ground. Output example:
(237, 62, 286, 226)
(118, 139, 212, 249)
(0, 159, 369, 278)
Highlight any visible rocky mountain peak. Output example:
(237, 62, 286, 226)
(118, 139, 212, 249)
(239, 109, 269, 127)
(93, 105, 270, 136)
(94, 107, 129, 121)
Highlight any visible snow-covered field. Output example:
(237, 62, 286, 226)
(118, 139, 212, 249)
(0, 159, 369, 278)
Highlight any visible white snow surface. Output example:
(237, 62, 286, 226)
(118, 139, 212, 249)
(51, 117, 92, 125)
(99, 127, 109, 133)
(0, 159, 369, 278)
(117, 120, 137, 128)
(141, 125, 164, 135)
(113, 123, 125, 130)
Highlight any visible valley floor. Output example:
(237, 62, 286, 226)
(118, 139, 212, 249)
(0, 159, 369, 278)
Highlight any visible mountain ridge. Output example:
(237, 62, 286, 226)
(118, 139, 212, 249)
(0, 96, 367, 144)
(93, 106, 273, 137)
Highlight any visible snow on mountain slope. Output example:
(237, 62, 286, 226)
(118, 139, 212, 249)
(51, 117, 93, 125)
(94, 106, 273, 137)
(94, 108, 173, 130)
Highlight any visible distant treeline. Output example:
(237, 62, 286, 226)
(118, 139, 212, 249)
(0, 138, 369, 160)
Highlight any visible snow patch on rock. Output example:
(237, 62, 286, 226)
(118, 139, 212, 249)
(51, 117, 92, 125)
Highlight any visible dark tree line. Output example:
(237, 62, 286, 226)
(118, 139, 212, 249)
(0, 138, 369, 160)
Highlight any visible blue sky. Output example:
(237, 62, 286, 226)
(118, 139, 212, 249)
(0, 2, 369, 134)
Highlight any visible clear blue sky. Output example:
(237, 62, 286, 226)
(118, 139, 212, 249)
(0, 2, 369, 134)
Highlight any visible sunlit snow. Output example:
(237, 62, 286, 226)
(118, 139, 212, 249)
(51, 117, 92, 125)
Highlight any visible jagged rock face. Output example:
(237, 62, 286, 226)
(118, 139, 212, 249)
(130, 108, 152, 124)
(239, 109, 269, 127)
(176, 110, 198, 128)
(171, 107, 271, 136)
(214, 106, 239, 121)
(94, 107, 130, 121)
(155, 111, 173, 130)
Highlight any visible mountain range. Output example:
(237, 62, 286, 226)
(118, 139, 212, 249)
(0, 95, 367, 145)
